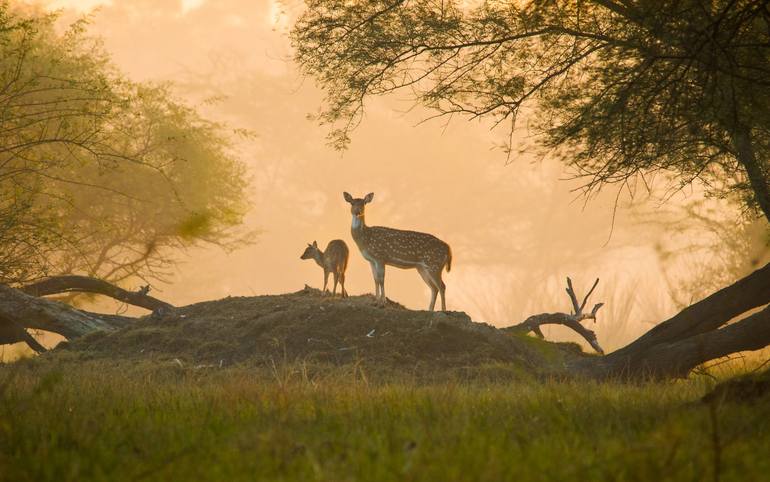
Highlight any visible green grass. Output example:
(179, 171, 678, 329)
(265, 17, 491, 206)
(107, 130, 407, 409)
(1, 360, 769, 482)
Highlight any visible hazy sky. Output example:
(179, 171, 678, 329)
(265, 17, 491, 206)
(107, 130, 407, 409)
(27, 0, 696, 352)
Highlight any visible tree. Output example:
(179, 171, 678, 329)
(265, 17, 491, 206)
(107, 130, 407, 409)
(292, 0, 770, 222)
(0, 3, 250, 287)
(0, 4, 251, 351)
(292, 0, 770, 379)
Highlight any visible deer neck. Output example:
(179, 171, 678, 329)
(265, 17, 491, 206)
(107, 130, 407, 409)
(312, 250, 325, 268)
(351, 213, 367, 233)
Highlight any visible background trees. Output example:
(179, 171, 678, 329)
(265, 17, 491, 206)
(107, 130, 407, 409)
(0, 3, 249, 287)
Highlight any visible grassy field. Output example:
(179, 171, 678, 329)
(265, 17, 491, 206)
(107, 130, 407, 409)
(2, 358, 769, 482)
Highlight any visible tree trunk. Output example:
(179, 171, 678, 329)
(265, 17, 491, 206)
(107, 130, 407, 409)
(0, 284, 125, 339)
(0, 276, 173, 354)
(732, 125, 770, 223)
(571, 262, 770, 379)
(0, 275, 173, 352)
(0, 282, 142, 353)
(0, 314, 47, 353)
(573, 305, 770, 380)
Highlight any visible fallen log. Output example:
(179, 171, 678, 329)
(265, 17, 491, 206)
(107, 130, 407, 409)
(571, 262, 770, 380)
(603, 261, 770, 362)
(505, 265, 770, 380)
(0, 314, 47, 353)
(0, 276, 162, 353)
(0, 283, 122, 340)
(21, 275, 174, 312)
(572, 304, 770, 380)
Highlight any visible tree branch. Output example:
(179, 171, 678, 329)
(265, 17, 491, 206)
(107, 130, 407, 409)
(506, 277, 605, 354)
(0, 314, 47, 353)
(20, 275, 173, 312)
(0, 283, 122, 339)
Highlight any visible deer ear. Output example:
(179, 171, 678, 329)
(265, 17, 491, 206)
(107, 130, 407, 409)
(364, 192, 374, 203)
(343, 192, 353, 203)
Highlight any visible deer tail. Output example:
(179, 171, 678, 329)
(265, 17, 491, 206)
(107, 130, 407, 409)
(445, 244, 452, 273)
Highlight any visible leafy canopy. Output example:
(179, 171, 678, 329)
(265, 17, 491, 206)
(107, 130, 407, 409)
(292, 0, 770, 221)
(0, 3, 250, 284)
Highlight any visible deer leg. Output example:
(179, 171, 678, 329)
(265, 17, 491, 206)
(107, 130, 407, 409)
(332, 272, 339, 297)
(417, 266, 439, 311)
(434, 269, 447, 312)
(323, 270, 329, 295)
(340, 272, 348, 298)
(375, 262, 386, 303)
(369, 262, 380, 299)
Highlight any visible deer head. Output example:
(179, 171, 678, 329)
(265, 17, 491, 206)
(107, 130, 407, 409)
(343, 192, 374, 218)
(300, 241, 319, 260)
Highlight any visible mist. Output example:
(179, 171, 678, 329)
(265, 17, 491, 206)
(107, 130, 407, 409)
(27, 0, 717, 354)
(4, 3, 770, 478)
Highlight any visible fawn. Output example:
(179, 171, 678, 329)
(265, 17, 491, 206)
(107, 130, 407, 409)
(343, 192, 452, 311)
(300, 240, 349, 297)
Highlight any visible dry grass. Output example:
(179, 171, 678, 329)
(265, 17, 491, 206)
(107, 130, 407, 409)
(1, 358, 769, 482)
(2, 288, 768, 481)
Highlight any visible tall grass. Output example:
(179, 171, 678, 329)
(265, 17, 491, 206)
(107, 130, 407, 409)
(1, 360, 768, 482)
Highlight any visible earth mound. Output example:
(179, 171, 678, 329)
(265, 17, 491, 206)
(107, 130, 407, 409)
(57, 287, 585, 376)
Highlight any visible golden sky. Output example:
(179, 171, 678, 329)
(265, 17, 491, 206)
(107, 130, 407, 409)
(21, 0, 697, 354)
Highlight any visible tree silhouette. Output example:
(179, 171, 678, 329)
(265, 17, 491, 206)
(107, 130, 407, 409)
(0, 5, 250, 286)
(293, 0, 770, 222)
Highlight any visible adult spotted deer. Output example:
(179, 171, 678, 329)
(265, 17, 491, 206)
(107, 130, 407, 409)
(343, 192, 452, 311)
(300, 240, 349, 297)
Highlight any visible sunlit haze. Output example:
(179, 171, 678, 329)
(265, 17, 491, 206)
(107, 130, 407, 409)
(25, 0, 702, 353)
(4, 4, 769, 478)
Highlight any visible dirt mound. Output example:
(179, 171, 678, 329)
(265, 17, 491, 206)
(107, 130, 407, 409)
(56, 287, 584, 376)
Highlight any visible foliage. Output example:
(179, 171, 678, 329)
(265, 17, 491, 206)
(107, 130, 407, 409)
(292, 0, 770, 221)
(0, 3, 250, 285)
(1, 359, 770, 481)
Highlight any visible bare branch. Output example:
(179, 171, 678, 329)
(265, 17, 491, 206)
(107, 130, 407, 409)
(20, 275, 174, 313)
(565, 277, 581, 315)
(508, 277, 605, 354)
(580, 278, 601, 313)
